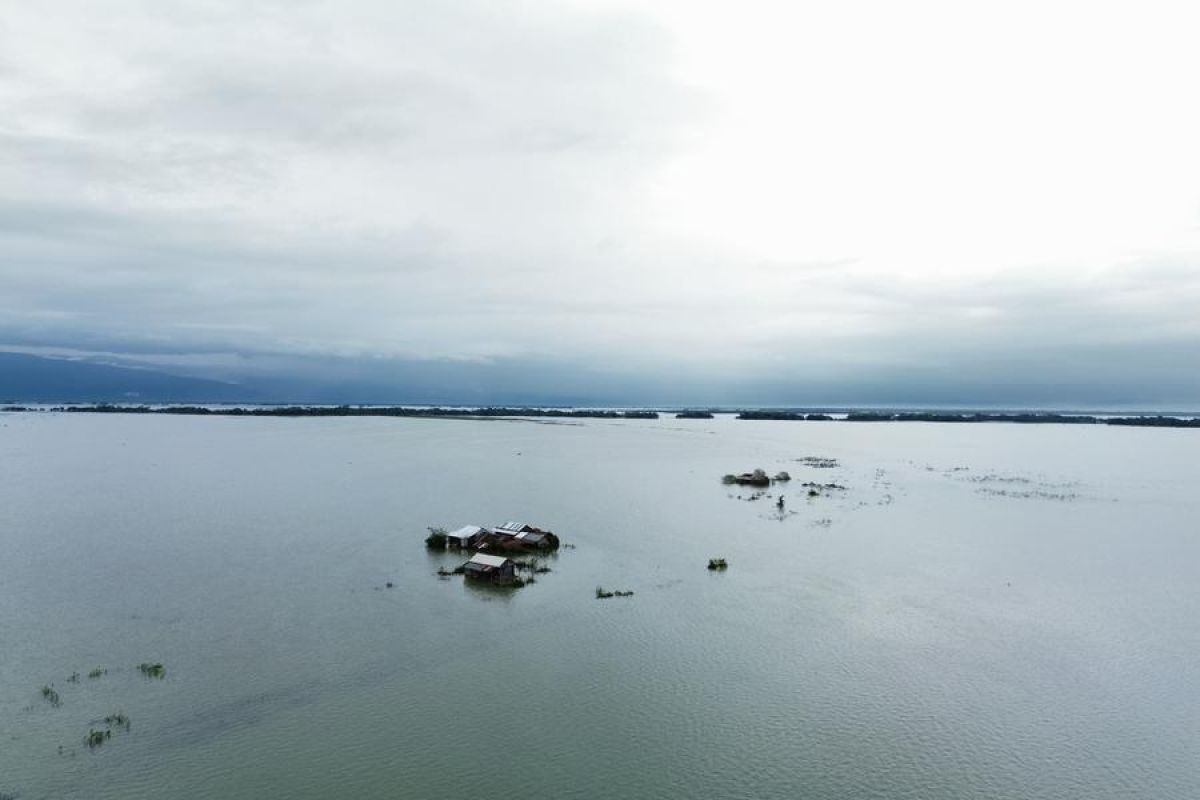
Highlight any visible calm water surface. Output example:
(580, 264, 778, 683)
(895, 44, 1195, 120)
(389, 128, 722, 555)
(1, 413, 1197, 799)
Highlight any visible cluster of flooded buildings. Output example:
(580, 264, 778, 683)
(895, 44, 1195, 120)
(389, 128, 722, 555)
(448, 521, 559, 585)
(446, 521, 558, 552)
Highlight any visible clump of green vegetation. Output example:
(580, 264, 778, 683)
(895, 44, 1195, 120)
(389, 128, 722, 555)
(88, 667, 107, 679)
(137, 662, 165, 679)
(66, 671, 80, 683)
(708, 558, 728, 570)
(595, 586, 633, 599)
(424, 527, 448, 550)
(86, 728, 111, 748)
(774, 471, 791, 481)
(723, 469, 771, 487)
(104, 712, 131, 731)
(41, 685, 62, 707)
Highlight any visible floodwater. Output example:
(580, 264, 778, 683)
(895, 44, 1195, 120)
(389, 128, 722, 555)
(0, 412, 1197, 799)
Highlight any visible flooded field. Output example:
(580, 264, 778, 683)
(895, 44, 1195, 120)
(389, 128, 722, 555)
(1, 412, 1197, 799)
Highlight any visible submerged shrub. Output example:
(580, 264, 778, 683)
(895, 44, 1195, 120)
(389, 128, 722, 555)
(424, 527, 448, 550)
(137, 662, 165, 679)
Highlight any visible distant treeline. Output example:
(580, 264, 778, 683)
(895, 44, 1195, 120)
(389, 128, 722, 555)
(736, 411, 833, 421)
(13, 404, 661, 420)
(4, 405, 1197, 427)
(845, 412, 1200, 427)
(743, 411, 1199, 428)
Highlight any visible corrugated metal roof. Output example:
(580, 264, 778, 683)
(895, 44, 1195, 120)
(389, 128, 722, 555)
(498, 521, 527, 532)
(468, 553, 509, 568)
(449, 525, 483, 538)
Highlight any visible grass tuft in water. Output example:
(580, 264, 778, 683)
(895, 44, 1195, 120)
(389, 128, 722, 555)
(41, 685, 62, 707)
(86, 729, 111, 749)
(137, 662, 165, 679)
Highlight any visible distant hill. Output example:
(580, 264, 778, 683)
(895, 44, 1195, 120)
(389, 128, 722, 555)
(0, 352, 256, 403)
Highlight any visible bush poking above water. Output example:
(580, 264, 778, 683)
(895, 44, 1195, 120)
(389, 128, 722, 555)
(708, 559, 728, 570)
(137, 662, 165, 679)
(41, 685, 62, 707)
(424, 527, 448, 550)
(104, 712, 131, 731)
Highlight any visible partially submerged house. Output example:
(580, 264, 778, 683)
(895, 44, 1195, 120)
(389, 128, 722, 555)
(487, 522, 556, 546)
(487, 521, 556, 550)
(462, 552, 517, 584)
(441, 520, 560, 553)
(446, 525, 487, 549)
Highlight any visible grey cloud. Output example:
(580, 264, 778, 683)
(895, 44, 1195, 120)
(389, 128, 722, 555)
(1, 2, 1198, 406)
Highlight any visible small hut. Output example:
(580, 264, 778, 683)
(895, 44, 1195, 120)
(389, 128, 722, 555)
(487, 521, 558, 551)
(446, 525, 486, 549)
(462, 553, 516, 584)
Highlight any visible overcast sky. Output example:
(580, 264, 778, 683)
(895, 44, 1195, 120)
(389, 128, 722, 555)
(2, 1, 1199, 405)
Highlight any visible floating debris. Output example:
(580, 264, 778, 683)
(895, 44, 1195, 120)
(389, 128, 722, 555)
(707, 558, 728, 571)
(796, 456, 839, 469)
(976, 487, 1079, 502)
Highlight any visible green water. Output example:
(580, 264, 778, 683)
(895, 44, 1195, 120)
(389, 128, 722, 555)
(1, 413, 1197, 799)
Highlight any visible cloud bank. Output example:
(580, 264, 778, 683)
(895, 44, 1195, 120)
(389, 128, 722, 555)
(2, 0, 1199, 406)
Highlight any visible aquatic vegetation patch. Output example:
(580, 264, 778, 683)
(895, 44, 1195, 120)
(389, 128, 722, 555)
(424, 527, 448, 550)
(104, 712, 131, 731)
(723, 469, 770, 487)
(707, 559, 728, 570)
(595, 586, 634, 599)
(40, 686, 62, 707)
(88, 667, 107, 679)
(137, 662, 166, 679)
(86, 729, 111, 749)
